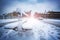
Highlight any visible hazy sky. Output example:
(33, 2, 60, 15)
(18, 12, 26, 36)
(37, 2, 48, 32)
(0, 0, 60, 14)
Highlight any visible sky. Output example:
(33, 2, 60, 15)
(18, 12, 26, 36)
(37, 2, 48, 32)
(0, 0, 60, 14)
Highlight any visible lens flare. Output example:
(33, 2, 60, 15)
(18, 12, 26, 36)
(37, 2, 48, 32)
(22, 17, 38, 29)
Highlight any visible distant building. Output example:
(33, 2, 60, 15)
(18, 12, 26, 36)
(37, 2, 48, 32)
(0, 11, 60, 19)
(34, 11, 60, 19)
(47, 11, 60, 19)
(0, 11, 31, 19)
(5, 11, 20, 19)
(48, 11, 60, 14)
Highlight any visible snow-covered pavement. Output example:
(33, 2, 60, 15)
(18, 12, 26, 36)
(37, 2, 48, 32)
(0, 19, 18, 23)
(42, 19, 60, 27)
(0, 18, 60, 40)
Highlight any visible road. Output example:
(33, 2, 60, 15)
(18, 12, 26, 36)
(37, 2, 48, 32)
(0, 18, 60, 40)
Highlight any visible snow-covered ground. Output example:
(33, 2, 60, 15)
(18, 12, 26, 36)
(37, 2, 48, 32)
(0, 19, 18, 23)
(42, 19, 60, 27)
(43, 19, 60, 23)
(0, 18, 60, 40)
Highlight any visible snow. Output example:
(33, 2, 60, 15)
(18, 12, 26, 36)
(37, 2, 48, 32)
(0, 18, 60, 40)
(0, 19, 18, 23)
(42, 19, 60, 26)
